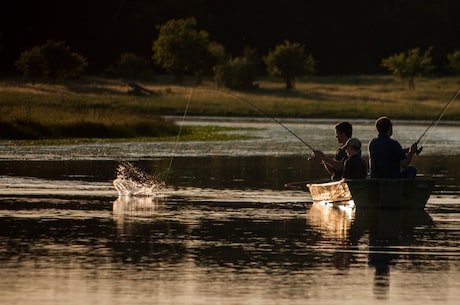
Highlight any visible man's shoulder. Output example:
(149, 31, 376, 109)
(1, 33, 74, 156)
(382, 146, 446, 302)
(371, 135, 400, 146)
(387, 137, 402, 148)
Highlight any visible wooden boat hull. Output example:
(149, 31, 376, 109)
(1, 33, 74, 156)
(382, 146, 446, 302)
(307, 178, 434, 209)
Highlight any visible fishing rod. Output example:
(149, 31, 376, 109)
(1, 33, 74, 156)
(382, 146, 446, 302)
(202, 88, 316, 152)
(416, 88, 460, 147)
(284, 179, 330, 188)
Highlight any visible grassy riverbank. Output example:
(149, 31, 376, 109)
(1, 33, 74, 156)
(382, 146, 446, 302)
(1, 75, 459, 141)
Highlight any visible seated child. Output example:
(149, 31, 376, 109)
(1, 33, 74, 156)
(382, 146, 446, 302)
(342, 138, 368, 179)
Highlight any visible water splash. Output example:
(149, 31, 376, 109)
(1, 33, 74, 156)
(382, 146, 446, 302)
(113, 162, 166, 197)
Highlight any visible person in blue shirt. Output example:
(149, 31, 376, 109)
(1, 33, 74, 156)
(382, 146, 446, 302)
(368, 117, 418, 179)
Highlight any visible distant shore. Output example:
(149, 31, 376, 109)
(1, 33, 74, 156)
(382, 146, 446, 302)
(1, 75, 459, 142)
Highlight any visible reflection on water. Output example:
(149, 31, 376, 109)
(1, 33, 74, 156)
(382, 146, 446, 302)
(350, 208, 435, 300)
(113, 196, 166, 234)
(1, 118, 460, 304)
(0, 185, 459, 304)
(307, 201, 354, 240)
(307, 201, 437, 298)
(307, 201, 355, 271)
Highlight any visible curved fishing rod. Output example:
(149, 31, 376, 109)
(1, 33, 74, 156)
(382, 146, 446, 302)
(200, 88, 316, 152)
(416, 88, 460, 146)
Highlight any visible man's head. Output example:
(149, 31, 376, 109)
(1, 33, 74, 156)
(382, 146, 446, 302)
(335, 121, 352, 144)
(375, 116, 392, 136)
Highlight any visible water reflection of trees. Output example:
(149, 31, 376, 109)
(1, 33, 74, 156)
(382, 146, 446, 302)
(191, 217, 317, 270)
(110, 198, 436, 281)
(1, 155, 460, 193)
(0, 194, 449, 296)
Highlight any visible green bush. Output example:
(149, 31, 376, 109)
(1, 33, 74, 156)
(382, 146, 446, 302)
(264, 40, 316, 89)
(214, 56, 259, 90)
(447, 49, 460, 75)
(105, 52, 153, 80)
(14, 47, 43, 83)
(15, 40, 88, 84)
(381, 47, 434, 90)
(0, 118, 180, 140)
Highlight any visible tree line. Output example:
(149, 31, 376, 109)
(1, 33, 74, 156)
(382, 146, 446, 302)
(15, 17, 460, 90)
(2, 0, 460, 76)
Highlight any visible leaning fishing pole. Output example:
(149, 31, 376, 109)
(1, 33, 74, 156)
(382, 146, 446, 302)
(415, 88, 460, 152)
(201, 88, 316, 152)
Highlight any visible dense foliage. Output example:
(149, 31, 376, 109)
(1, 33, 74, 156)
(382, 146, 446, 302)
(15, 40, 87, 83)
(381, 47, 434, 89)
(3, 0, 460, 75)
(264, 41, 316, 89)
(214, 48, 260, 89)
(152, 17, 218, 82)
(447, 50, 460, 75)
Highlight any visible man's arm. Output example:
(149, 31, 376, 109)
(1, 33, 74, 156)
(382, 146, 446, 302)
(400, 142, 417, 168)
(312, 150, 345, 171)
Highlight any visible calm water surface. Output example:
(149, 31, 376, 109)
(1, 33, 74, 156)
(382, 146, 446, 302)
(1, 118, 460, 305)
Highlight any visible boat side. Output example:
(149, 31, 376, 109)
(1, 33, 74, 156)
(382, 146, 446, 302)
(345, 178, 434, 209)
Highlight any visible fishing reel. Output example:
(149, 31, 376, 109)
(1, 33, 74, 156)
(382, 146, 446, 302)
(416, 146, 423, 155)
(403, 145, 423, 155)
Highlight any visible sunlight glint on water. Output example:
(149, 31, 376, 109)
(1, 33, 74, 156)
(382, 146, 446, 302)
(1, 119, 460, 305)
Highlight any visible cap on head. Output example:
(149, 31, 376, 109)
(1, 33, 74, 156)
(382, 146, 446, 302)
(341, 137, 362, 150)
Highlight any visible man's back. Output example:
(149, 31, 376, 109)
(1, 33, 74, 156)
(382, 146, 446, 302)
(369, 134, 405, 178)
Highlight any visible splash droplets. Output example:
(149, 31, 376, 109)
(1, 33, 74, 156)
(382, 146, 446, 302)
(113, 162, 166, 197)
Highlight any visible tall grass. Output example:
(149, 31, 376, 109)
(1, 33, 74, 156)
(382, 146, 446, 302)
(1, 75, 459, 140)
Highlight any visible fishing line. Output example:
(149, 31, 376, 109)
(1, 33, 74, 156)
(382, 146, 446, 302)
(166, 87, 194, 181)
(113, 87, 194, 196)
(200, 88, 316, 151)
(417, 88, 460, 147)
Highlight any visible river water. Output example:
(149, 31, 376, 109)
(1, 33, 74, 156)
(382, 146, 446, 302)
(0, 117, 459, 305)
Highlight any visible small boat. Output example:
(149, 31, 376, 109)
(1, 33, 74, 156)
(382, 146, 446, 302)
(307, 177, 434, 209)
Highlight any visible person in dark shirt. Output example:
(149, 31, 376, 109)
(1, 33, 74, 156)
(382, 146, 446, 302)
(310, 121, 352, 180)
(368, 116, 418, 179)
(342, 138, 368, 179)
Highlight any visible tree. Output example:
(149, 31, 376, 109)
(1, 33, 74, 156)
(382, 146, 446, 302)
(214, 47, 260, 90)
(115, 52, 152, 80)
(39, 40, 88, 83)
(447, 49, 460, 75)
(15, 40, 87, 84)
(152, 17, 216, 82)
(15, 46, 44, 83)
(264, 41, 316, 89)
(381, 47, 434, 90)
